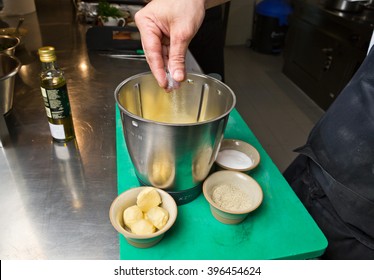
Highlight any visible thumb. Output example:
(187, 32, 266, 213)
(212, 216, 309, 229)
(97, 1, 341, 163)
(167, 38, 189, 83)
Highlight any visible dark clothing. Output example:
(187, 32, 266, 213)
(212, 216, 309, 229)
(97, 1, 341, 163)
(189, 5, 226, 81)
(284, 46, 374, 259)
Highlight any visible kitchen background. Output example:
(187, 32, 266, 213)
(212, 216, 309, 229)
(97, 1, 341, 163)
(226, 0, 374, 171)
(1, 0, 373, 172)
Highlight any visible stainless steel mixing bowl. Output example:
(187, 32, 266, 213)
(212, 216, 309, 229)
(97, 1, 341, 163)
(115, 72, 236, 204)
(0, 35, 20, 56)
(0, 53, 21, 115)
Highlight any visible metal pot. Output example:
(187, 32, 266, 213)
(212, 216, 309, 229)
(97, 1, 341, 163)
(0, 53, 21, 115)
(0, 35, 20, 56)
(115, 72, 236, 205)
(325, 0, 368, 13)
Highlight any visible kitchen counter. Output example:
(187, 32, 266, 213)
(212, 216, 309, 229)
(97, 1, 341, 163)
(0, 0, 198, 259)
(1, 0, 327, 260)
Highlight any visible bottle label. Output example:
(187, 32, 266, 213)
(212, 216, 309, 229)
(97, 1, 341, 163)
(41, 85, 71, 119)
(48, 122, 66, 140)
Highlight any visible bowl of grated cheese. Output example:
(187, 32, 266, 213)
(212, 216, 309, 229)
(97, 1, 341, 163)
(202, 170, 263, 224)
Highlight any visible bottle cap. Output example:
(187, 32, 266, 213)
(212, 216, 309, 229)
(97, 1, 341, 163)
(38, 46, 57, 62)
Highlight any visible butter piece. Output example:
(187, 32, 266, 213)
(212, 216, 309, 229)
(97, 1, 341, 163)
(146, 206, 169, 230)
(123, 205, 143, 228)
(136, 187, 162, 212)
(130, 218, 156, 235)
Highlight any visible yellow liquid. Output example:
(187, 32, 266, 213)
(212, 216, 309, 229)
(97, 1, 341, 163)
(41, 77, 75, 142)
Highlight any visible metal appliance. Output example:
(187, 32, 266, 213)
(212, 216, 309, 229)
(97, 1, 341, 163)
(115, 72, 236, 204)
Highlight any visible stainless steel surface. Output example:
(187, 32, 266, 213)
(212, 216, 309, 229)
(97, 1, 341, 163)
(0, 53, 21, 115)
(99, 53, 146, 61)
(325, 0, 368, 12)
(115, 73, 235, 204)
(0, 0, 201, 259)
(0, 35, 20, 56)
(0, 113, 9, 147)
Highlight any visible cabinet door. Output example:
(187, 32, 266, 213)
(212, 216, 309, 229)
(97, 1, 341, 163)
(283, 18, 362, 110)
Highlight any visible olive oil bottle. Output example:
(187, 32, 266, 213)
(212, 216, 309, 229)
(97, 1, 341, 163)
(38, 46, 75, 142)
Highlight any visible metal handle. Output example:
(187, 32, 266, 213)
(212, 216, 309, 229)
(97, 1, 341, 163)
(322, 48, 333, 71)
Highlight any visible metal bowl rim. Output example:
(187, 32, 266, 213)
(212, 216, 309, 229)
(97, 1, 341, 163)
(0, 54, 21, 81)
(114, 71, 237, 127)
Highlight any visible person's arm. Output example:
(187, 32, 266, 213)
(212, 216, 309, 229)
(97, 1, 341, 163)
(135, 0, 229, 89)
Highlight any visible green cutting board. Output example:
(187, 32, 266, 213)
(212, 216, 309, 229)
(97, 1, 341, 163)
(116, 107, 327, 259)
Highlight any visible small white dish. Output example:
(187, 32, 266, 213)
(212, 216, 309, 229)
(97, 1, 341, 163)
(215, 139, 260, 172)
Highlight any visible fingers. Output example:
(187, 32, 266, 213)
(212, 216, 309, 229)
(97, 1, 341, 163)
(135, 10, 168, 88)
(168, 36, 187, 83)
(167, 3, 205, 83)
(145, 44, 168, 89)
(135, 0, 206, 89)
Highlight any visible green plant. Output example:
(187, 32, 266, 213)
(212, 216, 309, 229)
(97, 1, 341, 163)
(97, 0, 123, 21)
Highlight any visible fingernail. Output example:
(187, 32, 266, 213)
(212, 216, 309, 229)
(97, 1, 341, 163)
(173, 70, 184, 82)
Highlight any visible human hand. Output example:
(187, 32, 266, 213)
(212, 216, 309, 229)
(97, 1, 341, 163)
(135, 0, 206, 89)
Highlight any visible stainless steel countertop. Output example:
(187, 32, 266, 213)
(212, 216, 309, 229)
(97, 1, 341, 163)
(0, 1, 201, 259)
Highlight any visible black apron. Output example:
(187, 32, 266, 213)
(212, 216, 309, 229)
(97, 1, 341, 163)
(284, 46, 374, 259)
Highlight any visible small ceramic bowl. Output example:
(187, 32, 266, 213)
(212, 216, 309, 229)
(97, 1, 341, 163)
(203, 170, 263, 224)
(215, 139, 260, 172)
(109, 187, 178, 248)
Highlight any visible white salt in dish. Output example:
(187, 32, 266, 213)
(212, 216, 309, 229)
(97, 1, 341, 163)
(215, 139, 260, 172)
